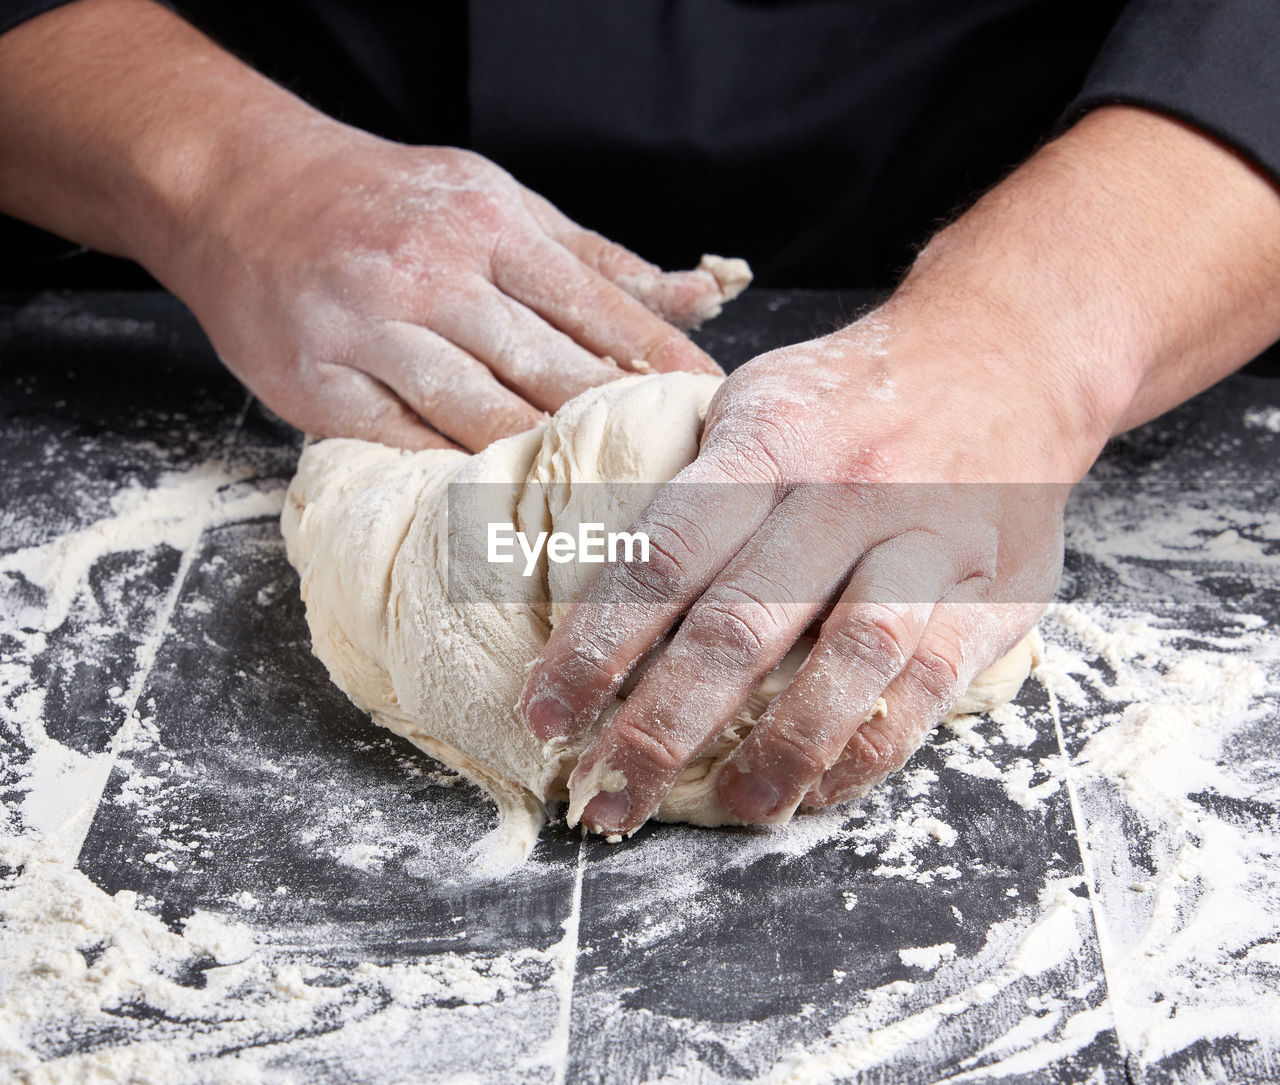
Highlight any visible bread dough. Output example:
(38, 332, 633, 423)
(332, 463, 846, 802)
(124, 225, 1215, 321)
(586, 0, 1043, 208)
(281, 373, 1040, 865)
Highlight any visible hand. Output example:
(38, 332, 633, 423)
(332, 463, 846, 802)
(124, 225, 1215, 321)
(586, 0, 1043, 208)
(517, 103, 1280, 837)
(0, 0, 743, 453)
(165, 137, 737, 451)
(520, 313, 1102, 835)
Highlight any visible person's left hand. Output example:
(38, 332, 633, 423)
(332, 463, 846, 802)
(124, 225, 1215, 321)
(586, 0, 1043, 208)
(519, 309, 1107, 835)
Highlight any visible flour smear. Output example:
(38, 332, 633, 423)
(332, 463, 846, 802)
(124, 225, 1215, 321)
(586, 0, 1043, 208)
(2, 432, 1278, 1080)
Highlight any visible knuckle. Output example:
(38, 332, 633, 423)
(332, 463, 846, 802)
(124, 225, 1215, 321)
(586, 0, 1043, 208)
(837, 447, 891, 486)
(453, 186, 507, 226)
(547, 632, 629, 703)
(823, 606, 912, 684)
(564, 638, 627, 692)
(681, 597, 770, 672)
(452, 148, 494, 175)
(588, 279, 639, 321)
(619, 515, 710, 599)
(609, 715, 686, 777)
(602, 240, 646, 277)
(487, 221, 541, 275)
(580, 231, 628, 273)
(496, 403, 546, 439)
(705, 425, 791, 487)
(763, 718, 831, 782)
(614, 542, 684, 606)
(637, 326, 686, 363)
(847, 719, 902, 777)
(425, 276, 484, 320)
(737, 410, 798, 451)
(904, 644, 963, 704)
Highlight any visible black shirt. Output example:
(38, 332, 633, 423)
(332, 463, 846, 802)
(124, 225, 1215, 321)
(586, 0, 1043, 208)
(3, 0, 1279, 287)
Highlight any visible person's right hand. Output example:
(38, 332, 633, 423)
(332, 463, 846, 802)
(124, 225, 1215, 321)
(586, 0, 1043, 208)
(0, 1, 741, 451)
(163, 134, 738, 450)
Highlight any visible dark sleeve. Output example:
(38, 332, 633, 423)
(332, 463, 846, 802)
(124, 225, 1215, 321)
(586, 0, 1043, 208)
(1066, 0, 1280, 186)
(0, 0, 78, 36)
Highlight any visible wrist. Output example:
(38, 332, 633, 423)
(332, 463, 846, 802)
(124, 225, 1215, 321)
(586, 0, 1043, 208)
(865, 271, 1133, 482)
(875, 107, 1280, 450)
(150, 100, 357, 294)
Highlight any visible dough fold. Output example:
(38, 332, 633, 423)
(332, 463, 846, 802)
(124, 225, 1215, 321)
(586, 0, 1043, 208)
(282, 374, 1039, 863)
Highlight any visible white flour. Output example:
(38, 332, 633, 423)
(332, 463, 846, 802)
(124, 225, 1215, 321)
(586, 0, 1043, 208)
(1243, 406, 1280, 433)
(897, 943, 956, 971)
(1042, 604, 1280, 1066)
(1, 460, 567, 1081)
(2, 427, 1279, 1080)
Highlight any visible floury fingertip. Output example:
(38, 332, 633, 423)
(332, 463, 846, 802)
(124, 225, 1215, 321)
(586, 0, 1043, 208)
(524, 688, 575, 740)
(721, 769, 781, 822)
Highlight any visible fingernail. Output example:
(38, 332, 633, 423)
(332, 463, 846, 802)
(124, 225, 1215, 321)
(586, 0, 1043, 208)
(724, 770, 780, 821)
(583, 791, 630, 834)
(526, 691, 574, 739)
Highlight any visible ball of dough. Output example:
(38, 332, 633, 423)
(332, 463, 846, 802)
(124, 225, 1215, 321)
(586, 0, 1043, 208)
(281, 374, 1039, 860)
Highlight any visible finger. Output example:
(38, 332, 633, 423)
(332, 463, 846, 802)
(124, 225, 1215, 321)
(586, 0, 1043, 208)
(360, 321, 545, 451)
(519, 453, 780, 743)
(566, 485, 874, 836)
(421, 278, 628, 413)
(493, 231, 723, 375)
(801, 595, 1038, 809)
(717, 529, 982, 823)
(297, 362, 460, 451)
(521, 190, 737, 331)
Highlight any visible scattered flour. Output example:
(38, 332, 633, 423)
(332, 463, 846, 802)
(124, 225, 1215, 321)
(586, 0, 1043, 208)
(0, 844, 558, 1083)
(898, 943, 956, 971)
(2, 406, 1278, 1081)
(1243, 406, 1280, 432)
(1, 462, 284, 634)
(1042, 600, 1280, 1068)
(768, 879, 1097, 1084)
(0, 458, 568, 1081)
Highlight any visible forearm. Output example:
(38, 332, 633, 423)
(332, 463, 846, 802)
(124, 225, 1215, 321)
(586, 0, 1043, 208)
(0, 0, 335, 276)
(885, 106, 1280, 446)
